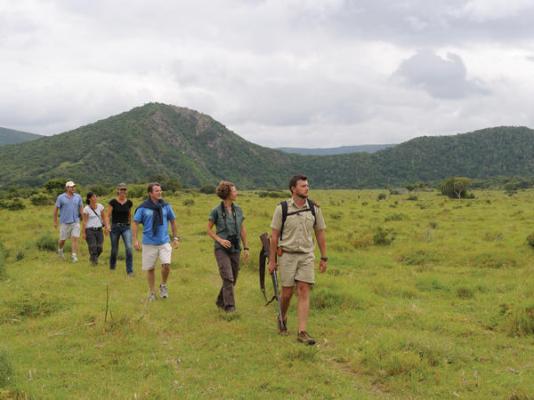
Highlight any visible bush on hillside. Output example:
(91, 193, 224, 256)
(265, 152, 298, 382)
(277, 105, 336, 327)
(373, 227, 395, 246)
(377, 193, 387, 201)
(199, 185, 215, 195)
(0, 198, 25, 210)
(30, 193, 54, 206)
(36, 234, 57, 252)
(440, 177, 472, 199)
(505, 304, 534, 337)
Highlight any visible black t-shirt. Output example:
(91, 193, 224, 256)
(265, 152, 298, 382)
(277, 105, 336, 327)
(108, 199, 133, 224)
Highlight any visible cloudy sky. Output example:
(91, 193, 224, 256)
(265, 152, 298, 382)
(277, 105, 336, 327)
(1, 0, 534, 147)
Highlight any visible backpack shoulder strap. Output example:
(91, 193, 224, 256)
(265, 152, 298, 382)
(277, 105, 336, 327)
(280, 201, 288, 240)
(307, 199, 317, 226)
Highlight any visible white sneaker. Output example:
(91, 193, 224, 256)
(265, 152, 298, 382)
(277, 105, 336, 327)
(71, 254, 78, 263)
(148, 292, 157, 302)
(159, 283, 168, 299)
(58, 249, 65, 260)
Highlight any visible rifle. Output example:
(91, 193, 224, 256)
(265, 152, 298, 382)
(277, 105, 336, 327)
(259, 233, 287, 332)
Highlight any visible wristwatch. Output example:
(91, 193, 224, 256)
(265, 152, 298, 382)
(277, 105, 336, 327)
(320, 256, 328, 262)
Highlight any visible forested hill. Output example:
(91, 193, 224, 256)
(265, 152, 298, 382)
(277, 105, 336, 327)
(0, 103, 533, 188)
(0, 103, 295, 188)
(0, 127, 42, 145)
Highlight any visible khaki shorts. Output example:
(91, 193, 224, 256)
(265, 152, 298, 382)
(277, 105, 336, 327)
(59, 222, 81, 240)
(142, 243, 172, 271)
(278, 251, 315, 287)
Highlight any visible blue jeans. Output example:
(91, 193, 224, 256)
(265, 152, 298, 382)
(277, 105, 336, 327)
(109, 224, 133, 273)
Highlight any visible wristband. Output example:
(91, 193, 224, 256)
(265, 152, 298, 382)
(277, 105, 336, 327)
(320, 256, 328, 262)
(173, 236, 180, 241)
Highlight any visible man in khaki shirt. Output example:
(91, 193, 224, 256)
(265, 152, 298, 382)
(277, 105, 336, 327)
(269, 175, 327, 345)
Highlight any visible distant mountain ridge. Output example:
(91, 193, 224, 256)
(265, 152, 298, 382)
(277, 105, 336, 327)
(0, 127, 42, 145)
(0, 103, 533, 188)
(278, 144, 394, 155)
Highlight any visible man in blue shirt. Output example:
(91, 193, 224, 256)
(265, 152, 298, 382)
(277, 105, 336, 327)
(132, 182, 179, 301)
(54, 181, 84, 263)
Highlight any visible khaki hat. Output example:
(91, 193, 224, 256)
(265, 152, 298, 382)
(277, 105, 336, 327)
(65, 181, 76, 187)
(117, 183, 128, 189)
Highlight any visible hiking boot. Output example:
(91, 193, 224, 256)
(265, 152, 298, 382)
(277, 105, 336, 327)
(278, 318, 288, 336)
(159, 283, 168, 299)
(297, 331, 316, 345)
(58, 249, 65, 260)
(127, 272, 135, 278)
(148, 292, 157, 302)
(225, 305, 236, 313)
(71, 254, 78, 263)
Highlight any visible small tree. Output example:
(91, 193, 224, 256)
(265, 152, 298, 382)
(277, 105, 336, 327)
(440, 177, 472, 199)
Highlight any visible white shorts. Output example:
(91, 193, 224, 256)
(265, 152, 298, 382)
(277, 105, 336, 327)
(59, 223, 81, 240)
(142, 243, 172, 271)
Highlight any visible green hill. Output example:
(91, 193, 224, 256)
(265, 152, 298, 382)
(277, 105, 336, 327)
(0, 103, 295, 188)
(1, 103, 533, 188)
(278, 144, 394, 155)
(0, 127, 42, 145)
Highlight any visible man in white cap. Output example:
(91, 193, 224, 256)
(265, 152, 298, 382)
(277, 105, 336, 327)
(54, 180, 84, 262)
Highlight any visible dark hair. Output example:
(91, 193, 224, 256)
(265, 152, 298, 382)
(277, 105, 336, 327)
(147, 182, 161, 193)
(289, 175, 308, 193)
(216, 180, 235, 200)
(86, 192, 96, 205)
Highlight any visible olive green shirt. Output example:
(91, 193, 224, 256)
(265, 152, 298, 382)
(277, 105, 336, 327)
(270, 198, 326, 253)
(209, 203, 245, 253)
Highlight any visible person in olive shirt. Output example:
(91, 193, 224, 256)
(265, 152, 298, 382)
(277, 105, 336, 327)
(106, 183, 134, 276)
(207, 181, 249, 313)
(268, 175, 327, 345)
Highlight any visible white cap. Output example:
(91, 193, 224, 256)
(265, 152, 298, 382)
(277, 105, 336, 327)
(65, 180, 76, 187)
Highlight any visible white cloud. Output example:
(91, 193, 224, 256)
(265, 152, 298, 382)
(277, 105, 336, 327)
(0, 0, 534, 146)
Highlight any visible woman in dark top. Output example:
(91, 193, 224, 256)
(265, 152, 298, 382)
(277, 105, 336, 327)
(207, 180, 249, 312)
(106, 183, 134, 276)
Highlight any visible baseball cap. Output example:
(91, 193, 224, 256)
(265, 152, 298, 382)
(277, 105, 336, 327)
(117, 183, 128, 190)
(65, 181, 76, 187)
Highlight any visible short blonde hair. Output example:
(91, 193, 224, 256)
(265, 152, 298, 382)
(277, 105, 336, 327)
(216, 181, 235, 200)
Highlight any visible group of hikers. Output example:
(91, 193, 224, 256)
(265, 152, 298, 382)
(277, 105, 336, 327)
(53, 175, 328, 345)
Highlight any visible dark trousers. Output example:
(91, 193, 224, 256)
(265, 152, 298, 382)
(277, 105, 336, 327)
(214, 249, 240, 310)
(109, 224, 133, 273)
(85, 228, 103, 264)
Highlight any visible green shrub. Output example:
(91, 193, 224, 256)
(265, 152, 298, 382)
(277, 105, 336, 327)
(407, 195, 418, 201)
(0, 351, 13, 388)
(377, 193, 387, 201)
(257, 191, 286, 198)
(472, 253, 517, 269)
(505, 304, 534, 337)
(15, 251, 24, 262)
(127, 185, 146, 199)
(440, 177, 472, 199)
(87, 184, 112, 196)
(183, 199, 195, 206)
(398, 250, 437, 266)
(199, 185, 216, 195)
(456, 287, 474, 299)
(311, 287, 364, 310)
(373, 227, 395, 246)
(527, 233, 534, 248)
(30, 192, 54, 206)
(36, 234, 57, 252)
(384, 213, 407, 222)
(0, 198, 25, 210)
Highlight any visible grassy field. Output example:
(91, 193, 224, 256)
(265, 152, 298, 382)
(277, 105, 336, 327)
(1, 189, 534, 399)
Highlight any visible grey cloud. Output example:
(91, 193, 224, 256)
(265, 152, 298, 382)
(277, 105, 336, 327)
(394, 50, 489, 99)
(316, 0, 534, 46)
